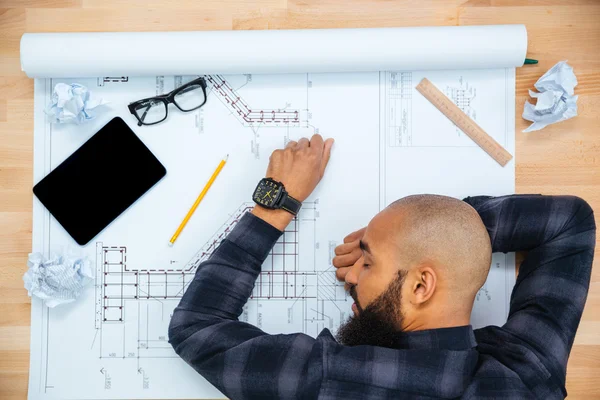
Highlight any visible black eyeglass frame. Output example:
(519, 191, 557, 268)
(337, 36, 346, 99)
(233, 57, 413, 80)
(127, 77, 208, 126)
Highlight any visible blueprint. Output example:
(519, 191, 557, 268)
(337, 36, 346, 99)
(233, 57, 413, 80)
(29, 69, 516, 399)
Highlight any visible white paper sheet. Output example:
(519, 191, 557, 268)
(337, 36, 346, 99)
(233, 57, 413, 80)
(26, 26, 519, 400)
(29, 70, 515, 400)
(21, 25, 527, 77)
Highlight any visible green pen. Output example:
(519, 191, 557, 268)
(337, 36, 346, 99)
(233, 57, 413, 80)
(524, 58, 539, 65)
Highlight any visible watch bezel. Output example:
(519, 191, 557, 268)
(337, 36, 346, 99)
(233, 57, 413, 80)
(253, 177, 285, 209)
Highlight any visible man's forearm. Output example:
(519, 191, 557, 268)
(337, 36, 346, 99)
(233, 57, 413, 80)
(168, 134, 332, 398)
(465, 194, 595, 255)
(168, 212, 322, 399)
(465, 194, 595, 390)
(169, 213, 282, 338)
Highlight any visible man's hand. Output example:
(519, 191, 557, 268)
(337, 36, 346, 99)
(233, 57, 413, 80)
(252, 134, 334, 230)
(333, 227, 366, 284)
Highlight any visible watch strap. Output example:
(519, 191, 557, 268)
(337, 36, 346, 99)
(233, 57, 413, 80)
(281, 195, 302, 215)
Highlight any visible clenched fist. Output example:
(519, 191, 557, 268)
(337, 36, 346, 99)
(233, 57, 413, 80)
(266, 134, 334, 202)
(252, 134, 334, 230)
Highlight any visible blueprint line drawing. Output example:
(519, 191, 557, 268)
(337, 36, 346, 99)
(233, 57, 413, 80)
(445, 76, 477, 135)
(206, 75, 307, 127)
(385, 72, 413, 147)
(30, 69, 516, 400)
(445, 76, 476, 119)
(382, 70, 511, 149)
(477, 284, 492, 302)
(94, 201, 349, 361)
(96, 76, 129, 86)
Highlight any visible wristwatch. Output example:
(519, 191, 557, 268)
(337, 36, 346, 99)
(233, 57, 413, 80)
(252, 178, 302, 216)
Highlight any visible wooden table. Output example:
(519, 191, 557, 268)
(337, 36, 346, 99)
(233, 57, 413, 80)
(1, 1, 599, 398)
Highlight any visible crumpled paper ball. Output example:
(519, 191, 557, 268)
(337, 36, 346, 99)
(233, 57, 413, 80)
(23, 252, 93, 308)
(45, 82, 108, 124)
(522, 61, 578, 132)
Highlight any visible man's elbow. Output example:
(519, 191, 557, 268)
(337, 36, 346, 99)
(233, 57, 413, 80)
(168, 309, 187, 355)
(564, 196, 596, 258)
(168, 310, 230, 376)
(569, 196, 596, 234)
(168, 309, 220, 360)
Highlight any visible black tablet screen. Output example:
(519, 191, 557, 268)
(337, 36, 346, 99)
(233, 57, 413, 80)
(33, 117, 166, 245)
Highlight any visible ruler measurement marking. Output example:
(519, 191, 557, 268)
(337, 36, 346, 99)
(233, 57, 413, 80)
(416, 78, 512, 167)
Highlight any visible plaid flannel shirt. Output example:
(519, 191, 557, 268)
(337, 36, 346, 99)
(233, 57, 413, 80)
(169, 195, 595, 399)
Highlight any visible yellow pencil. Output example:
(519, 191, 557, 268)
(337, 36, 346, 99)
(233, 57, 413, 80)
(169, 155, 228, 246)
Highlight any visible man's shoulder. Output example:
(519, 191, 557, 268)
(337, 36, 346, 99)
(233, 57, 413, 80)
(317, 329, 478, 398)
(316, 327, 565, 399)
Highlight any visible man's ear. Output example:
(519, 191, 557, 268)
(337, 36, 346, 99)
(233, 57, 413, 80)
(410, 265, 436, 305)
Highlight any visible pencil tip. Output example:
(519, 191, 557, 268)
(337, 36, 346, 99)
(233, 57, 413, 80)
(225, 154, 229, 161)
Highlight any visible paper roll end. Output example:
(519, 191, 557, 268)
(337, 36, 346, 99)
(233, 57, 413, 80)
(19, 34, 27, 73)
(20, 33, 36, 77)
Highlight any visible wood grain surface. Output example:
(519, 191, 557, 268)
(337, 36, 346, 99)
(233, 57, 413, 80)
(1, 1, 599, 398)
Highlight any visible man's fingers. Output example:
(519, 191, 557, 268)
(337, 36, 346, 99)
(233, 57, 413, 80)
(285, 140, 297, 149)
(320, 138, 334, 177)
(297, 137, 309, 149)
(343, 227, 366, 243)
(269, 149, 282, 160)
(310, 133, 324, 151)
(335, 240, 359, 256)
(335, 266, 350, 282)
(332, 248, 362, 268)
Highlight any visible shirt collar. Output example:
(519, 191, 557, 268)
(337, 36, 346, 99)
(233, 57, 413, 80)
(394, 325, 477, 350)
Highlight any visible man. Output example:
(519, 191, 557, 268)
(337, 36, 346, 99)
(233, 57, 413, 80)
(169, 134, 595, 399)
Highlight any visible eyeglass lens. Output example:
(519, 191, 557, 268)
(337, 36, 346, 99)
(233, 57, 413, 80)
(133, 99, 167, 125)
(173, 83, 206, 111)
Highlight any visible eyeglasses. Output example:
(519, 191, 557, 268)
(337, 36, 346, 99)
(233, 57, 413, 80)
(128, 77, 207, 126)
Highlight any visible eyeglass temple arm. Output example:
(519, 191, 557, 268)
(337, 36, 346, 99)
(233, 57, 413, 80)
(134, 79, 205, 126)
(138, 104, 152, 126)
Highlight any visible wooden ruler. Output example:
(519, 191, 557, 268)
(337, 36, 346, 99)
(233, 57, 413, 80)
(416, 78, 513, 167)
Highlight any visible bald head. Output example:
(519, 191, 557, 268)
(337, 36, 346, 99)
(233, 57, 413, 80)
(382, 194, 492, 301)
(338, 194, 493, 336)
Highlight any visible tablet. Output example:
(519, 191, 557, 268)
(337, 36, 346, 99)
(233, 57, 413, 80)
(33, 117, 166, 245)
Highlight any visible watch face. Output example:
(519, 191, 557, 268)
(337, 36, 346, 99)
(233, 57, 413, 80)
(253, 179, 283, 209)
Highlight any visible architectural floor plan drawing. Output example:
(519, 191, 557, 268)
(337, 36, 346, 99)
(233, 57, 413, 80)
(30, 69, 516, 399)
(95, 200, 347, 365)
(205, 75, 306, 128)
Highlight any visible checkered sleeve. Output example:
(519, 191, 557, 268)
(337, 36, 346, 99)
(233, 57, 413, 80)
(465, 195, 595, 392)
(168, 212, 322, 399)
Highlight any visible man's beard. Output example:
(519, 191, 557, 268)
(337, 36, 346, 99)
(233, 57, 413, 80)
(336, 270, 407, 348)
